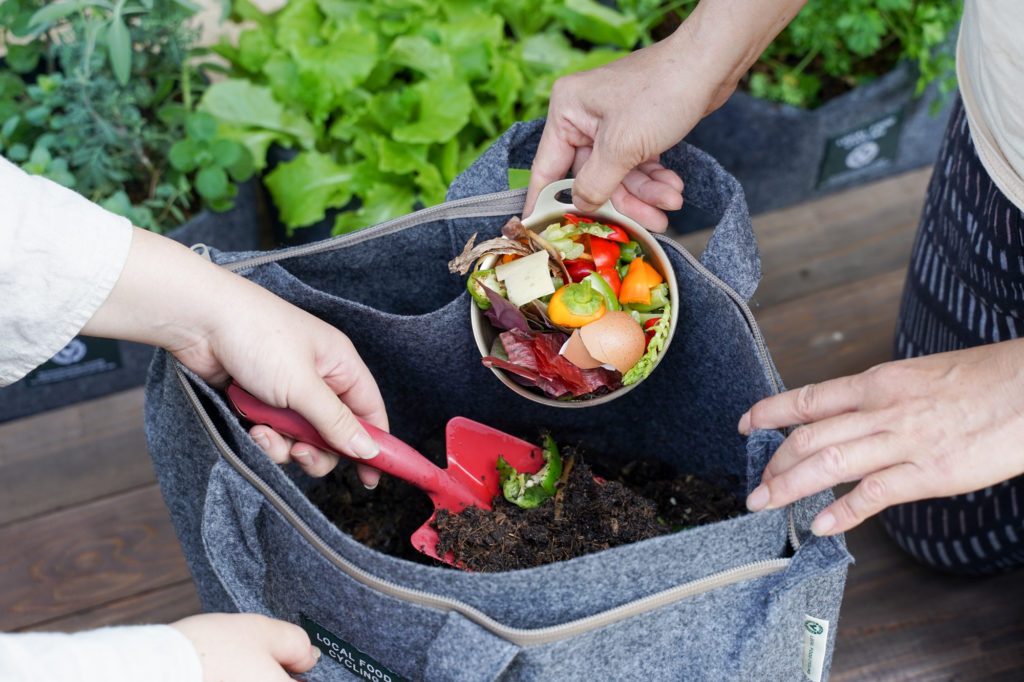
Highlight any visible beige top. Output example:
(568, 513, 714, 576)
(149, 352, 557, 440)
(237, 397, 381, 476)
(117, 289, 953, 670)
(0, 156, 132, 386)
(957, 0, 1024, 210)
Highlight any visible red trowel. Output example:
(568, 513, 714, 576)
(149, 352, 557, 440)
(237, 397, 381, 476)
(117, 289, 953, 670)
(225, 382, 542, 566)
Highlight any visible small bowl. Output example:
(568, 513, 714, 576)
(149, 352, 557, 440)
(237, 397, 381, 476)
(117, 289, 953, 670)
(471, 178, 679, 408)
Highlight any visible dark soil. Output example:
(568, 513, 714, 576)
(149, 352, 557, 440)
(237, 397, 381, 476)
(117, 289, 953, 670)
(307, 443, 746, 571)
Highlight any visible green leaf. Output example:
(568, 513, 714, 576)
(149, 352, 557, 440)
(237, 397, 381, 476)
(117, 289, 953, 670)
(106, 18, 133, 86)
(236, 28, 276, 74)
(508, 168, 531, 189)
(169, 139, 201, 172)
(198, 80, 317, 145)
(5, 43, 43, 74)
(332, 181, 417, 234)
(185, 111, 219, 142)
(386, 35, 454, 78)
(195, 166, 230, 200)
(392, 76, 473, 144)
(555, 0, 640, 49)
(263, 151, 357, 229)
(210, 138, 242, 169)
(7, 143, 30, 162)
(223, 143, 255, 182)
(28, 1, 80, 28)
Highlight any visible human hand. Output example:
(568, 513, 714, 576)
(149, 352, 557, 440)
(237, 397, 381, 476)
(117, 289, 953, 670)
(83, 228, 387, 485)
(524, 0, 811, 231)
(171, 613, 319, 682)
(739, 339, 1024, 536)
(524, 38, 693, 231)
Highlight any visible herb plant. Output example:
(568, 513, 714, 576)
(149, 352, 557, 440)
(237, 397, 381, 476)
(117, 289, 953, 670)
(0, 0, 252, 233)
(201, 0, 645, 237)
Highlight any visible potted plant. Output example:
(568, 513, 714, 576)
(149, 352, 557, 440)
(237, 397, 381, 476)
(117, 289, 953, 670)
(0, 0, 261, 422)
(624, 0, 962, 224)
(197, 0, 651, 244)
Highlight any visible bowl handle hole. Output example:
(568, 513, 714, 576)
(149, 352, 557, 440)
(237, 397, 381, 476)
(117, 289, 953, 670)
(554, 188, 573, 205)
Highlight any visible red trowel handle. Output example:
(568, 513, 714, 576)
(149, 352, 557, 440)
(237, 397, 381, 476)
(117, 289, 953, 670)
(225, 381, 476, 508)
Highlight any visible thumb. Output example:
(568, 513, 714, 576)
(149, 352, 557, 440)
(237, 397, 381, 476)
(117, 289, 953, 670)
(288, 374, 381, 462)
(264, 619, 321, 674)
(570, 134, 639, 213)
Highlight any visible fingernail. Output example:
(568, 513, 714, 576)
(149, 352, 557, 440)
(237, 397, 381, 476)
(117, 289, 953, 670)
(254, 433, 270, 452)
(738, 412, 751, 434)
(292, 450, 313, 465)
(811, 511, 836, 536)
(350, 430, 380, 460)
(746, 484, 770, 512)
(363, 480, 379, 491)
(310, 645, 322, 662)
(573, 195, 598, 212)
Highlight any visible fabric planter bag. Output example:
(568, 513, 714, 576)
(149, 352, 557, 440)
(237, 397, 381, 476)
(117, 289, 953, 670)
(144, 119, 852, 682)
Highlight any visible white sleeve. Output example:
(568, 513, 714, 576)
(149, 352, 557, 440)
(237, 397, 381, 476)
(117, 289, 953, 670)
(0, 625, 203, 682)
(0, 156, 133, 386)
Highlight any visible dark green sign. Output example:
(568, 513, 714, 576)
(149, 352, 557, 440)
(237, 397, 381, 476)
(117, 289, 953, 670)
(301, 614, 409, 682)
(24, 336, 122, 387)
(818, 109, 904, 187)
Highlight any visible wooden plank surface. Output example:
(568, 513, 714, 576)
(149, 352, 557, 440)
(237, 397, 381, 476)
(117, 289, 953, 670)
(0, 387, 155, 525)
(832, 514, 1024, 681)
(0, 484, 194, 632)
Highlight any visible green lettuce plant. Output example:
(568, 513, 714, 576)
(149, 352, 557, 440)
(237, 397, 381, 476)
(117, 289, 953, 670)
(201, 0, 645, 237)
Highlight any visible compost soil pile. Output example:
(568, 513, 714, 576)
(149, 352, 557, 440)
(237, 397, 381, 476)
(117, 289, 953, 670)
(308, 444, 745, 571)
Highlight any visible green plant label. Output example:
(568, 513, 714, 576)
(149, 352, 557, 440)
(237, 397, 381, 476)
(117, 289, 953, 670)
(817, 109, 905, 188)
(301, 614, 409, 682)
(24, 336, 122, 387)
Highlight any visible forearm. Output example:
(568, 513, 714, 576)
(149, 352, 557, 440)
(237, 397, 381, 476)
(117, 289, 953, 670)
(81, 227, 263, 355)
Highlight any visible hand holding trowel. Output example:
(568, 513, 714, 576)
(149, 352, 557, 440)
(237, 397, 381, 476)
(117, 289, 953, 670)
(226, 381, 542, 567)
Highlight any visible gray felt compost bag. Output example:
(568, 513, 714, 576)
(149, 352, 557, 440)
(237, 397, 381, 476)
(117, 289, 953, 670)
(144, 120, 852, 682)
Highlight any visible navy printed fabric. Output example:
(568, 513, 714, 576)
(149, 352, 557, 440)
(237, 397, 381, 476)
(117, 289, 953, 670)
(883, 95, 1024, 575)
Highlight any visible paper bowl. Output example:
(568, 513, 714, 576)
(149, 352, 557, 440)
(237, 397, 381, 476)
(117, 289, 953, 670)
(471, 179, 679, 408)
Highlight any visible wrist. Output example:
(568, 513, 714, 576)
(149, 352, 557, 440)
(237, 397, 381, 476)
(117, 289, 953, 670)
(666, 0, 809, 113)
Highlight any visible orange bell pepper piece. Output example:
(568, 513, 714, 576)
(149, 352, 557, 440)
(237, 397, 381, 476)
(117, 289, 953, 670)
(618, 257, 655, 305)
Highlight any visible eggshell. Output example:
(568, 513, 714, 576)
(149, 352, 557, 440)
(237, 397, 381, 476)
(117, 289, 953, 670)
(561, 329, 605, 369)
(578, 311, 646, 374)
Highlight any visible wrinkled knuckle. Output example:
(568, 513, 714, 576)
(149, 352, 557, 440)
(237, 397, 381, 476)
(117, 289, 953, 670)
(788, 425, 816, 454)
(863, 359, 903, 386)
(793, 383, 820, 421)
(859, 475, 888, 506)
(818, 445, 848, 479)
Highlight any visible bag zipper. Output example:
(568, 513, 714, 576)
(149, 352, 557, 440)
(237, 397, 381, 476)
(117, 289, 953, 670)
(222, 189, 530, 274)
(175, 365, 791, 647)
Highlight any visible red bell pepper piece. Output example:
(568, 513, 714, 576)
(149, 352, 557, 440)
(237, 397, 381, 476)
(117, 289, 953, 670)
(597, 265, 621, 298)
(643, 317, 662, 350)
(601, 222, 629, 243)
(564, 259, 595, 283)
(563, 213, 594, 225)
(588, 236, 620, 269)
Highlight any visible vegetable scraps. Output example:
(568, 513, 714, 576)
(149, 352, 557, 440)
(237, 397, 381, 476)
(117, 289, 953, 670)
(449, 214, 672, 400)
(496, 433, 562, 509)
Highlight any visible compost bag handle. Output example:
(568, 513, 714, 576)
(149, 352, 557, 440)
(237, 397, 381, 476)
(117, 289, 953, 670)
(446, 119, 761, 301)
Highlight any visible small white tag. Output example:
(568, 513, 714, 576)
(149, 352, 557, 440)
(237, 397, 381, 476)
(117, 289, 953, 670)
(802, 614, 829, 682)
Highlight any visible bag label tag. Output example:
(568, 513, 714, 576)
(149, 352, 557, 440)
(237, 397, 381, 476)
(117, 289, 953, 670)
(802, 614, 830, 682)
(301, 614, 409, 682)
